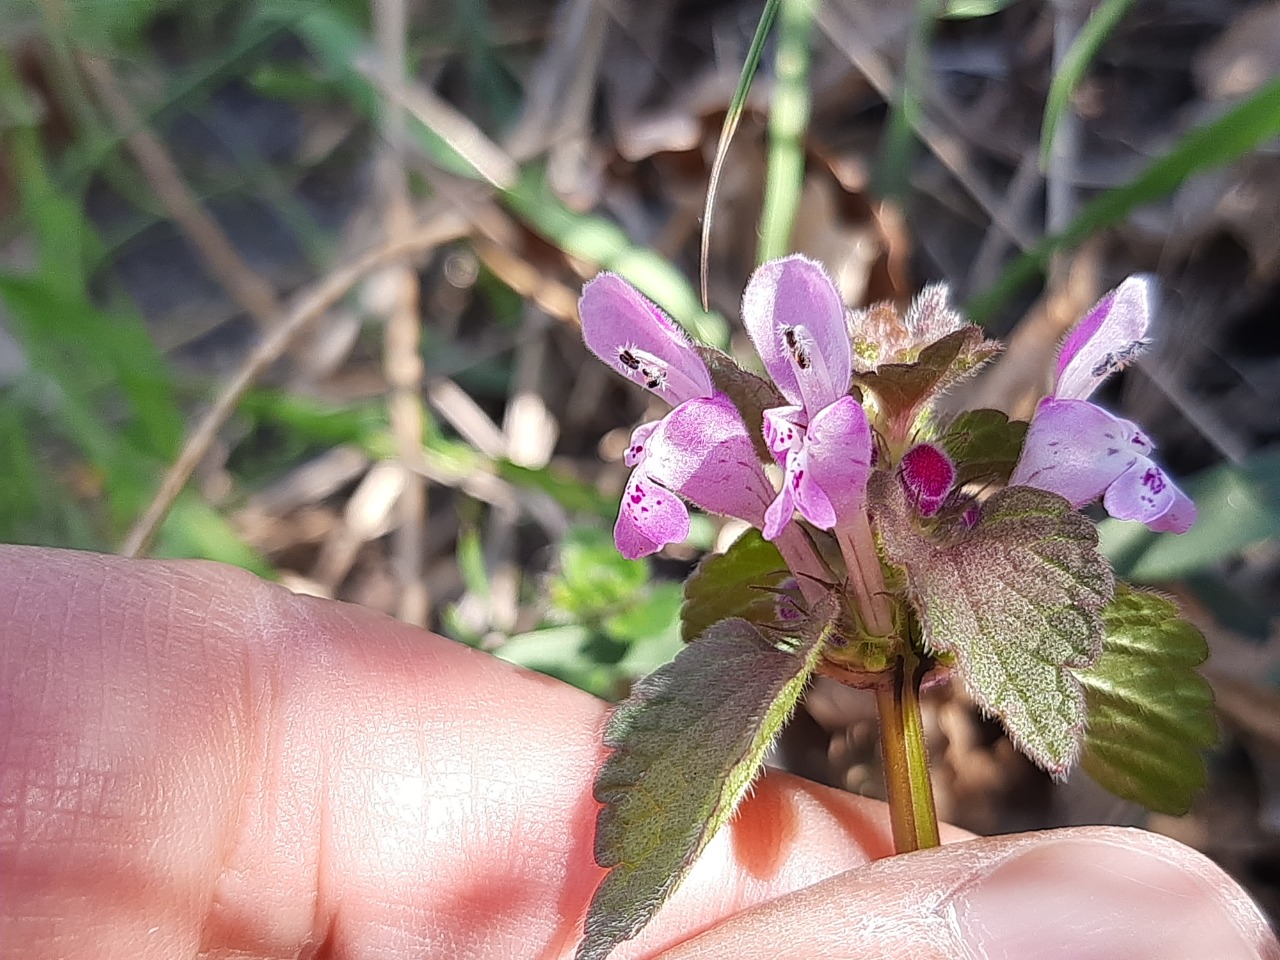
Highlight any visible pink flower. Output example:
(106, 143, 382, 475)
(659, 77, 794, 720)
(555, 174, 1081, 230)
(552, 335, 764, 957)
(1009, 276, 1195, 533)
(741, 256, 873, 540)
(579, 274, 779, 559)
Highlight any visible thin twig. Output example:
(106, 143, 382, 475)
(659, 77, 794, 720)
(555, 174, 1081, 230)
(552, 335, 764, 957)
(119, 212, 471, 558)
(375, 0, 430, 625)
(78, 53, 283, 329)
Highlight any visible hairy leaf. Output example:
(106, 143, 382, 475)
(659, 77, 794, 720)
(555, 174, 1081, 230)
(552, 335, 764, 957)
(681, 528, 794, 643)
(855, 327, 1000, 437)
(578, 614, 830, 960)
(1076, 584, 1215, 814)
(874, 476, 1113, 773)
(936, 408, 1029, 487)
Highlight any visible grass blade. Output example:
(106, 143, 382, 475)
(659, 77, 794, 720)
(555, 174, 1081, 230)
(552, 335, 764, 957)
(1039, 0, 1137, 170)
(700, 0, 780, 306)
(969, 75, 1280, 323)
(757, 0, 816, 263)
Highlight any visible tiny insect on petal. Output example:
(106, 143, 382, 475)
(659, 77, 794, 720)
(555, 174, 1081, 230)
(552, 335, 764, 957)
(580, 273, 714, 404)
(1056, 276, 1153, 401)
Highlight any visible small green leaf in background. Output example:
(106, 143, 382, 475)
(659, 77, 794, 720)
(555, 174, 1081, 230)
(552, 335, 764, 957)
(681, 527, 793, 644)
(935, 408, 1029, 487)
(940, 0, 1020, 18)
(874, 477, 1113, 774)
(578, 613, 830, 960)
(551, 527, 651, 621)
(1077, 584, 1216, 814)
(1100, 449, 1280, 583)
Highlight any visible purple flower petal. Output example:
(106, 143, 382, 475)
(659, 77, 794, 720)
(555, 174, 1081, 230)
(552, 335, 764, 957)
(624, 420, 661, 467)
(763, 477, 799, 542)
(742, 256, 851, 415)
(803, 396, 873, 519)
(788, 441, 839, 531)
(579, 273, 713, 403)
(645, 394, 778, 528)
(1056, 276, 1153, 401)
(1102, 459, 1196, 534)
(613, 467, 690, 560)
(1009, 398, 1151, 508)
(762, 404, 805, 461)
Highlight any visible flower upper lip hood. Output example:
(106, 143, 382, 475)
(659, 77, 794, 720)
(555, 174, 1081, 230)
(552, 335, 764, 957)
(1009, 275, 1196, 534)
(742, 255, 851, 415)
(579, 273, 713, 405)
(741, 256, 873, 540)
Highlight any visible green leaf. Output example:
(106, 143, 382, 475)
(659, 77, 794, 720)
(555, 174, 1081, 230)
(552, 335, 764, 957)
(940, 0, 1019, 18)
(1076, 585, 1216, 814)
(758, 0, 818, 263)
(874, 476, 1113, 773)
(551, 527, 651, 621)
(681, 528, 794, 644)
(1100, 449, 1280, 583)
(936, 409, 1029, 487)
(579, 614, 830, 960)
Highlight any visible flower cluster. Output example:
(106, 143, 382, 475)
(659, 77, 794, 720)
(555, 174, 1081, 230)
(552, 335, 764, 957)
(578, 258, 1195, 565)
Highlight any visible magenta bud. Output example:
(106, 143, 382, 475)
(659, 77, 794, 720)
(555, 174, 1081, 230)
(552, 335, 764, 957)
(899, 443, 956, 517)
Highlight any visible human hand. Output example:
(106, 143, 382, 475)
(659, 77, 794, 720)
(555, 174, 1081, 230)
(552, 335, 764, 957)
(2, 546, 1275, 959)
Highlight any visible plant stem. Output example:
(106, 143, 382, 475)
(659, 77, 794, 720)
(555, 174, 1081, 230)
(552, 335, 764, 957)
(876, 650, 940, 853)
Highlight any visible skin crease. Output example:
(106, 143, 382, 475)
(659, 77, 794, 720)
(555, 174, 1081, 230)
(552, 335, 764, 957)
(0, 546, 1276, 960)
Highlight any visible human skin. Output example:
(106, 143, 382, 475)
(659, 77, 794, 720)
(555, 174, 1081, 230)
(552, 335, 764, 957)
(1, 545, 1276, 960)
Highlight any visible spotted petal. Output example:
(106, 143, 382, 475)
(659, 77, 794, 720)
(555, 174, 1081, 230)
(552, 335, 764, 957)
(1010, 398, 1152, 508)
(741, 256, 851, 415)
(614, 467, 690, 560)
(647, 394, 778, 528)
(1103, 459, 1196, 534)
(1056, 276, 1153, 401)
(580, 273, 714, 404)
(803, 396, 873, 519)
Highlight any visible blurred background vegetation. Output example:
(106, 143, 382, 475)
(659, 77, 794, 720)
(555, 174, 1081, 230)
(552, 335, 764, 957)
(1, 0, 1278, 925)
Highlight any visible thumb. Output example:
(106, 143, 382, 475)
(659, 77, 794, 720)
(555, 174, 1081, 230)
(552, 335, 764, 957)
(654, 826, 1279, 960)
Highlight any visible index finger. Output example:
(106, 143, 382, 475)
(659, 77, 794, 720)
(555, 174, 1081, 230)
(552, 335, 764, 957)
(0, 546, 901, 960)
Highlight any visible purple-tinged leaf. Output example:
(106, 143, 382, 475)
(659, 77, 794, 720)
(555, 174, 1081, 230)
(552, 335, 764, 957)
(580, 273, 714, 403)
(935, 408, 1029, 488)
(854, 326, 1000, 442)
(873, 475, 1113, 774)
(1056, 276, 1152, 401)
(741, 255, 851, 415)
(1077, 584, 1215, 815)
(578, 613, 833, 960)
